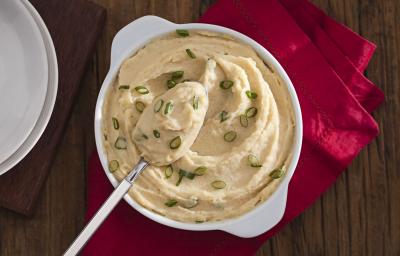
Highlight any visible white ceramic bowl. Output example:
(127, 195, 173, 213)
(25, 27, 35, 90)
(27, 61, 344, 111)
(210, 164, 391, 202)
(94, 16, 303, 238)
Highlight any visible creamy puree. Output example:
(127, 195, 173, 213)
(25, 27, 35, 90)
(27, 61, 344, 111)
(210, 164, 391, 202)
(102, 30, 295, 222)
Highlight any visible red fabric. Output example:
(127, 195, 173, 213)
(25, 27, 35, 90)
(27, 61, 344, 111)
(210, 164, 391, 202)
(83, 0, 384, 255)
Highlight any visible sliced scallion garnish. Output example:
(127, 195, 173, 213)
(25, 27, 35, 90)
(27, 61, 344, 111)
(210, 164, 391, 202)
(165, 165, 173, 178)
(169, 136, 181, 149)
(269, 165, 286, 179)
(248, 154, 262, 168)
(245, 107, 258, 118)
(108, 160, 119, 172)
(211, 180, 226, 189)
(223, 131, 237, 142)
(134, 86, 149, 94)
(246, 90, 258, 99)
(112, 117, 119, 129)
(192, 96, 199, 110)
(171, 71, 184, 80)
(165, 199, 178, 207)
(153, 130, 160, 138)
(164, 101, 173, 115)
(154, 99, 164, 113)
(176, 29, 189, 37)
(219, 111, 229, 122)
(135, 101, 145, 113)
(186, 49, 196, 59)
(176, 169, 196, 186)
(142, 134, 148, 140)
(114, 137, 127, 149)
(239, 114, 248, 127)
(167, 79, 176, 89)
(195, 220, 204, 223)
(219, 80, 234, 89)
(118, 85, 129, 90)
(194, 166, 207, 176)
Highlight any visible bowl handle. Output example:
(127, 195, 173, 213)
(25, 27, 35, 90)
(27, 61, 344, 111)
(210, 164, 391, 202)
(220, 184, 289, 238)
(110, 15, 175, 70)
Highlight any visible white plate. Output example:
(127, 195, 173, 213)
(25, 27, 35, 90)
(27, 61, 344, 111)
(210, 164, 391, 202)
(0, 0, 48, 165)
(0, 0, 57, 175)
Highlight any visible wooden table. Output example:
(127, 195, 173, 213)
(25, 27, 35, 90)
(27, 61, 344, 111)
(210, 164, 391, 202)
(0, 0, 398, 255)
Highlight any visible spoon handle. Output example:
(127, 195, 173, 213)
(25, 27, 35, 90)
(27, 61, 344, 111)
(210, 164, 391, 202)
(64, 158, 149, 256)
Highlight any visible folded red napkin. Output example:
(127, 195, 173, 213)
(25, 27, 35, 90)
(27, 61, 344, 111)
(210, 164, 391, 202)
(83, 0, 384, 255)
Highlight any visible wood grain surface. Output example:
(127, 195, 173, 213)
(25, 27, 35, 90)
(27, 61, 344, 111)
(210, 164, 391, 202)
(0, 0, 398, 255)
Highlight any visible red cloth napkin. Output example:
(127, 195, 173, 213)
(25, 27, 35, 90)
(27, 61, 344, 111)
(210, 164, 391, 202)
(83, 0, 384, 255)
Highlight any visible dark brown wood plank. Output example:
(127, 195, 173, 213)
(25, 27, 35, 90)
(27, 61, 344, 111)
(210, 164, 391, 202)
(0, 0, 399, 255)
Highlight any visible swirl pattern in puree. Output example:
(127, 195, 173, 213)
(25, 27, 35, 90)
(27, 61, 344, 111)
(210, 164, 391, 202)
(102, 30, 295, 222)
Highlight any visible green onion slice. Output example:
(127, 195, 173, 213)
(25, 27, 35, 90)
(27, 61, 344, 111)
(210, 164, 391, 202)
(211, 180, 226, 189)
(192, 96, 199, 110)
(165, 199, 178, 207)
(246, 90, 258, 99)
(167, 79, 176, 89)
(239, 114, 248, 127)
(194, 166, 207, 176)
(164, 101, 173, 115)
(135, 101, 145, 113)
(134, 86, 149, 94)
(165, 165, 173, 178)
(220, 111, 229, 122)
(169, 136, 181, 149)
(154, 99, 164, 113)
(219, 80, 234, 89)
(112, 117, 119, 129)
(118, 85, 129, 90)
(108, 160, 119, 172)
(248, 154, 262, 168)
(195, 220, 204, 223)
(114, 137, 127, 149)
(171, 71, 184, 80)
(176, 169, 196, 186)
(142, 134, 148, 140)
(223, 131, 237, 142)
(153, 130, 160, 138)
(269, 165, 286, 179)
(176, 29, 189, 37)
(245, 107, 258, 118)
(186, 49, 196, 58)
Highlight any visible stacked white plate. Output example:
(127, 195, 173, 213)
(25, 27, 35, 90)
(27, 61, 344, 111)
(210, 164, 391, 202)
(0, 0, 58, 175)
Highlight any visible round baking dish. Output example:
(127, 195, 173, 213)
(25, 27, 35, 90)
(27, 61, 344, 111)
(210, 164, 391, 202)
(94, 16, 303, 238)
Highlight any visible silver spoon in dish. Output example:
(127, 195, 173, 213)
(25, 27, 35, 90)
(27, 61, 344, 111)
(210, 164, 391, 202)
(64, 82, 208, 256)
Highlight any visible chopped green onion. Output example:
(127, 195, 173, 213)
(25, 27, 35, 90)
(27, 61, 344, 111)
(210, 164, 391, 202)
(164, 165, 173, 178)
(192, 96, 199, 110)
(135, 101, 145, 113)
(195, 220, 204, 223)
(118, 85, 129, 90)
(194, 166, 207, 176)
(269, 165, 286, 179)
(154, 99, 164, 112)
(220, 111, 229, 122)
(239, 114, 248, 127)
(171, 71, 184, 80)
(182, 79, 191, 82)
(112, 117, 119, 129)
(176, 29, 189, 37)
(169, 136, 181, 149)
(164, 101, 173, 115)
(245, 107, 258, 118)
(165, 199, 178, 207)
(167, 79, 176, 89)
(142, 134, 148, 140)
(108, 160, 119, 172)
(223, 131, 237, 142)
(176, 169, 196, 186)
(248, 154, 262, 168)
(153, 130, 160, 138)
(134, 86, 149, 94)
(246, 90, 258, 99)
(219, 80, 234, 89)
(211, 180, 226, 189)
(114, 137, 127, 149)
(186, 49, 196, 58)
